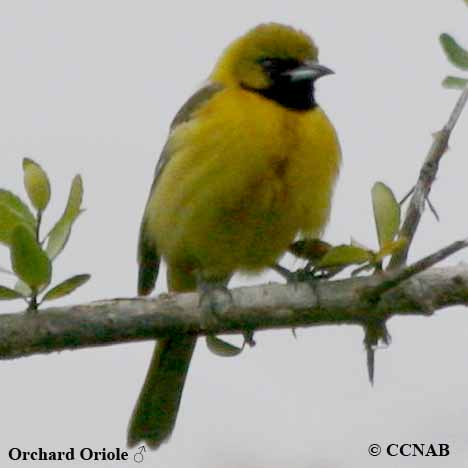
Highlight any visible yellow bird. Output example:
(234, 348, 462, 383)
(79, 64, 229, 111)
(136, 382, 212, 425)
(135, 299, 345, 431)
(128, 22, 341, 448)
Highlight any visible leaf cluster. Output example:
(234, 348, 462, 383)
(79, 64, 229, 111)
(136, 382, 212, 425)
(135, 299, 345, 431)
(0, 159, 90, 310)
(289, 182, 406, 277)
(440, 3, 468, 89)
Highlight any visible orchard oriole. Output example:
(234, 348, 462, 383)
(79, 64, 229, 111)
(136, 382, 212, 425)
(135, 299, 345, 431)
(128, 22, 341, 448)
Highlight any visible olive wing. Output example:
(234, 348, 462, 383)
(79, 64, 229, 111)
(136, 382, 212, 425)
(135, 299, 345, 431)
(137, 82, 224, 295)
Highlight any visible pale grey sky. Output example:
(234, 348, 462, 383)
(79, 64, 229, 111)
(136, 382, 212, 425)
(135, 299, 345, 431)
(0, 1, 468, 467)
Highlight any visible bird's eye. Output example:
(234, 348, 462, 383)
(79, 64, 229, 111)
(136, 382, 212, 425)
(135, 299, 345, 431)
(258, 58, 276, 68)
(258, 58, 302, 75)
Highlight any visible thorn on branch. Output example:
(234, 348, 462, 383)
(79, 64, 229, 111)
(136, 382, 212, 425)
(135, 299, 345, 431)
(363, 319, 391, 386)
(426, 196, 440, 222)
(399, 186, 415, 205)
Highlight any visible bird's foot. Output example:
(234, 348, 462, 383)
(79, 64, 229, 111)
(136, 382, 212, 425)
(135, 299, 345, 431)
(197, 279, 233, 329)
(272, 263, 324, 284)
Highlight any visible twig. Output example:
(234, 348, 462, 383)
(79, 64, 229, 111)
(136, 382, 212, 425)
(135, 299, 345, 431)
(389, 87, 468, 269)
(1, 263, 468, 360)
(426, 196, 440, 222)
(399, 186, 414, 205)
(364, 238, 468, 303)
(272, 264, 292, 279)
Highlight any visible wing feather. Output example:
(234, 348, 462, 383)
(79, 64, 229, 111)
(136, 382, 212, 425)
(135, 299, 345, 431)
(137, 82, 224, 295)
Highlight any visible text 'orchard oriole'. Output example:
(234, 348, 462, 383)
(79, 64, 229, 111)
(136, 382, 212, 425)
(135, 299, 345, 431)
(128, 22, 341, 449)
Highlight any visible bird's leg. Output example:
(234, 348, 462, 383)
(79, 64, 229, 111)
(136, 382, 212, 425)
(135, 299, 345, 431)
(196, 274, 233, 328)
(197, 274, 255, 347)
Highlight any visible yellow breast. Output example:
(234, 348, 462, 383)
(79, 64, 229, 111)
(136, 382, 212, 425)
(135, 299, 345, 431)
(147, 87, 341, 280)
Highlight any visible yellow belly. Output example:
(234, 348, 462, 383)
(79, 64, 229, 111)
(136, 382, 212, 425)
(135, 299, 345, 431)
(146, 88, 341, 280)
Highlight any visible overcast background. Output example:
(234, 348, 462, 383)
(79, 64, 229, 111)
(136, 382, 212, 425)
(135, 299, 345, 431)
(0, 1, 468, 467)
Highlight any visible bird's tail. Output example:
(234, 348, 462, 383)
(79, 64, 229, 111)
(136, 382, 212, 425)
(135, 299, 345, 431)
(127, 335, 196, 448)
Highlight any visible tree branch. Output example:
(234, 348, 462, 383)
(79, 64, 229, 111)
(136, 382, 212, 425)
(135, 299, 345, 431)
(1, 263, 468, 360)
(363, 238, 468, 302)
(390, 86, 468, 268)
(0, 89, 466, 364)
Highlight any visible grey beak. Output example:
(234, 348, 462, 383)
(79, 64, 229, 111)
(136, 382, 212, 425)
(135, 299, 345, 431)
(284, 61, 335, 82)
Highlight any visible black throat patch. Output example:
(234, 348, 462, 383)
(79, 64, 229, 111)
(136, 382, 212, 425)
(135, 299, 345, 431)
(254, 79, 316, 110)
(242, 58, 317, 111)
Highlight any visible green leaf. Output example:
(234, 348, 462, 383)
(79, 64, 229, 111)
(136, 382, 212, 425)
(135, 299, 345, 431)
(0, 285, 25, 300)
(62, 174, 83, 219)
(10, 225, 51, 290)
(0, 190, 37, 245)
(442, 76, 468, 89)
(317, 245, 372, 268)
(45, 218, 73, 260)
(23, 158, 51, 212)
(375, 238, 408, 262)
(440, 34, 468, 70)
(42, 274, 90, 302)
(45, 175, 83, 259)
(0, 204, 31, 245)
(14, 279, 32, 296)
(0, 190, 36, 228)
(371, 182, 400, 249)
(206, 335, 243, 357)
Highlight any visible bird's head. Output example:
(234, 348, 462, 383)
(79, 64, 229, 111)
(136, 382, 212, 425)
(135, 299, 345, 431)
(211, 23, 334, 110)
